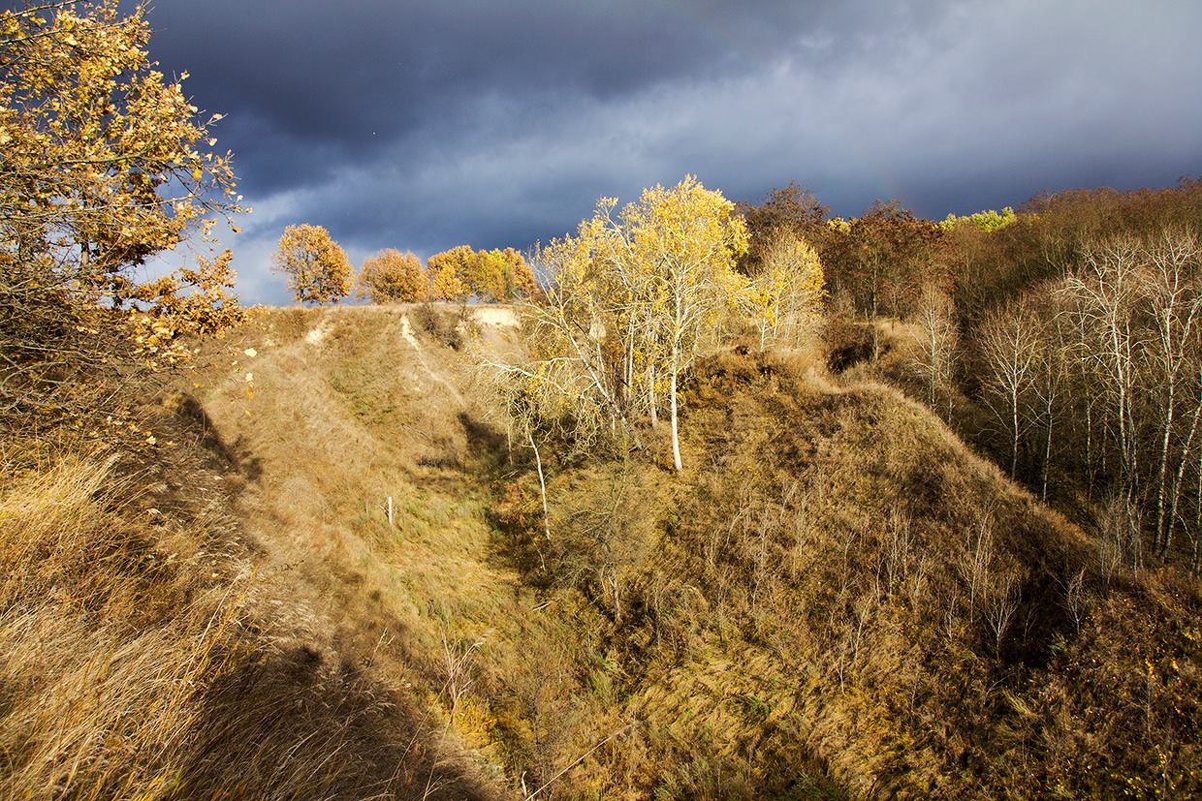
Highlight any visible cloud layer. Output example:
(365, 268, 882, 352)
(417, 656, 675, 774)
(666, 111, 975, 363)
(143, 0, 1202, 303)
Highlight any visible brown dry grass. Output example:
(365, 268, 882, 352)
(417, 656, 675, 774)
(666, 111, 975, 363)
(0, 303, 512, 799)
(179, 304, 602, 797)
(0, 436, 504, 800)
(0, 454, 242, 799)
(9, 302, 1197, 800)
(494, 346, 1201, 799)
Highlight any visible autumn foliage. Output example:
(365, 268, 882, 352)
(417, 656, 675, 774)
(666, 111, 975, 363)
(357, 248, 426, 303)
(1, 0, 244, 425)
(125, 249, 243, 365)
(272, 224, 353, 305)
(492, 175, 769, 472)
(427, 244, 536, 301)
(0, 1, 241, 278)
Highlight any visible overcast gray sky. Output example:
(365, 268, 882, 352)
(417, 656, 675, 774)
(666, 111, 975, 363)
(139, 0, 1202, 303)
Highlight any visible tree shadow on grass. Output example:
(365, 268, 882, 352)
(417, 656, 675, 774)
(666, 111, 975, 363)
(177, 642, 500, 800)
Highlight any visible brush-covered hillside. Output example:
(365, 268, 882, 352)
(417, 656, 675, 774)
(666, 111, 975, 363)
(489, 342, 1202, 798)
(11, 301, 1185, 800)
(4, 296, 1201, 799)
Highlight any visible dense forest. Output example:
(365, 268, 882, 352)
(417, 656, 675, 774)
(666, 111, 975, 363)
(2, 1, 1201, 799)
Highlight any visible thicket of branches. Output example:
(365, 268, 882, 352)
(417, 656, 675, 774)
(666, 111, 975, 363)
(487, 175, 827, 491)
(740, 178, 1202, 574)
(1, 0, 245, 435)
(974, 230, 1202, 572)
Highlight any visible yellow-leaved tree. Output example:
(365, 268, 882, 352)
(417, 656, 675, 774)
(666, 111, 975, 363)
(272, 224, 353, 305)
(496, 247, 540, 300)
(427, 245, 474, 301)
(428, 244, 538, 302)
(357, 248, 426, 303)
(739, 229, 825, 351)
(125, 250, 243, 365)
(625, 176, 748, 470)
(494, 175, 748, 472)
(471, 247, 540, 301)
(0, 0, 245, 423)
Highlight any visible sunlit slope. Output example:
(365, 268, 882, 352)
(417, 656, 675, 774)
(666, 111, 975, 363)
(516, 350, 1201, 798)
(185, 307, 1199, 800)
(0, 302, 515, 801)
(188, 304, 606, 797)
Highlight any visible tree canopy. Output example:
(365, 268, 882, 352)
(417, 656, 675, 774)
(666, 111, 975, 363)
(0, 1, 241, 276)
(1, 0, 244, 422)
(357, 248, 426, 303)
(498, 175, 751, 472)
(272, 224, 353, 305)
(428, 244, 537, 302)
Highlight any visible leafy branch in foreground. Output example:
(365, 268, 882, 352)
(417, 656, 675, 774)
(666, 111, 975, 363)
(1, 0, 246, 427)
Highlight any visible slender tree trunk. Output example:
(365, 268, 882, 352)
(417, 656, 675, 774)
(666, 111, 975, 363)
(623, 312, 640, 412)
(1010, 384, 1020, 480)
(528, 429, 551, 541)
(1154, 379, 1175, 554)
(870, 282, 880, 360)
(1085, 395, 1095, 497)
(670, 362, 682, 473)
(648, 367, 658, 428)
(1042, 393, 1054, 501)
(927, 323, 938, 408)
(1167, 393, 1202, 559)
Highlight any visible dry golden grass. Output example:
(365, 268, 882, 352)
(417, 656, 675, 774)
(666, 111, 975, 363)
(0, 303, 516, 799)
(492, 346, 1201, 798)
(0, 453, 242, 798)
(179, 304, 606, 797)
(8, 303, 1196, 800)
(0, 443, 503, 799)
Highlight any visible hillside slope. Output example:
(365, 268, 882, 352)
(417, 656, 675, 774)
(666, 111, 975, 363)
(184, 304, 610, 798)
(554, 350, 1200, 798)
(172, 305, 1201, 798)
(0, 303, 512, 800)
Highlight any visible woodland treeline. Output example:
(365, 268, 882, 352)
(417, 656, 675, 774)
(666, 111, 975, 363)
(268, 144, 1202, 581)
(739, 180, 1202, 575)
(473, 173, 1202, 575)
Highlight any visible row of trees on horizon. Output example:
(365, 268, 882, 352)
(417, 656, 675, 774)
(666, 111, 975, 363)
(271, 224, 539, 305)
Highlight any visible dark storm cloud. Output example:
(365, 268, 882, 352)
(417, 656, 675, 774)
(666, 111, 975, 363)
(146, 0, 957, 190)
(138, 0, 1202, 303)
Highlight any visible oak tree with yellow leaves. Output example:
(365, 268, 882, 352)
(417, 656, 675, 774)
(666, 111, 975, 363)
(0, 0, 244, 422)
(357, 248, 427, 303)
(272, 224, 353, 305)
(428, 244, 538, 302)
(473, 247, 539, 300)
(425, 245, 472, 301)
(126, 249, 243, 365)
